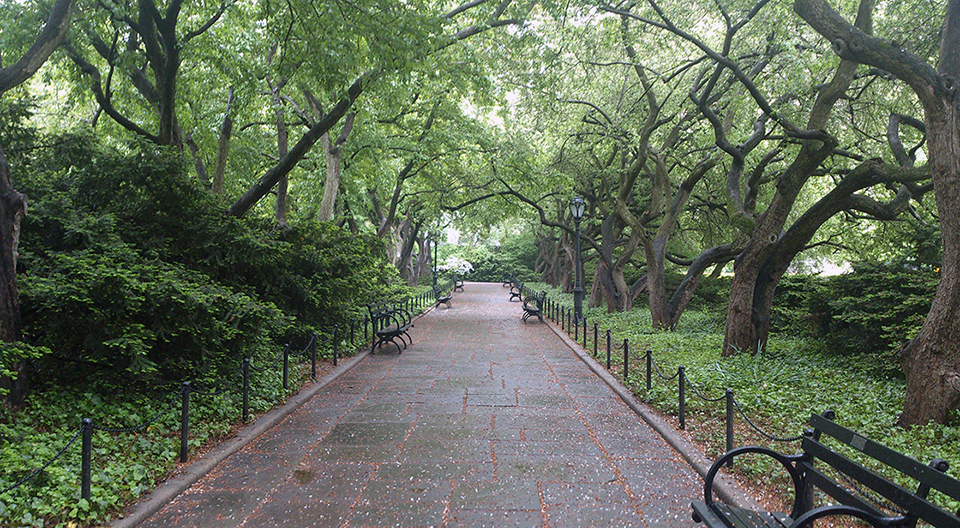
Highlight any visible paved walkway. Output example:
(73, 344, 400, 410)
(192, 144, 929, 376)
(137, 282, 704, 527)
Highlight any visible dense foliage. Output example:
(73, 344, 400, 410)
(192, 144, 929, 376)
(445, 232, 539, 283)
(13, 134, 402, 391)
(772, 264, 937, 377)
(0, 128, 419, 525)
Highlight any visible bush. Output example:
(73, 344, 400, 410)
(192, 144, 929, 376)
(453, 242, 537, 282)
(15, 135, 401, 391)
(771, 264, 937, 376)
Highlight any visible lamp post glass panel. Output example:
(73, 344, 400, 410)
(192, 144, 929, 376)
(570, 197, 585, 324)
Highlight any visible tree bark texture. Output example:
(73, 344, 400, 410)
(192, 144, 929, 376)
(0, 147, 28, 404)
(318, 113, 355, 222)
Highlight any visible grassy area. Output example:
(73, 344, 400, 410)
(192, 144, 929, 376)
(0, 352, 343, 527)
(533, 283, 960, 516)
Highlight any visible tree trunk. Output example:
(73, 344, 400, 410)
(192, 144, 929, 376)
(644, 236, 669, 329)
(0, 146, 28, 404)
(318, 132, 338, 223)
(272, 79, 290, 228)
(752, 161, 916, 347)
(318, 113, 355, 222)
(396, 217, 421, 286)
(211, 87, 234, 195)
(899, 98, 960, 425)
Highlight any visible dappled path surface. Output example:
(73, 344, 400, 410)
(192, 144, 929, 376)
(138, 282, 701, 527)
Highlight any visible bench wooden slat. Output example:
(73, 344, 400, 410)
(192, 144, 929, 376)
(796, 460, 887, 518)
(802, 437, 960, 528)
(714, 504, 790, 528)
(810, 413, 960, 502)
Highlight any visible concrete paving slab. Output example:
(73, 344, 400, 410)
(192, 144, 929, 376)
(120, 282, 757, 527)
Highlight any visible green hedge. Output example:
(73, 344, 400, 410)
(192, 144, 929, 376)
(15, 135, 402, 392)
(772, 263, 937, 376)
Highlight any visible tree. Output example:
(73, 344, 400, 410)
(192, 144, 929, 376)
(605, 0, 930, 352)
(0, 0, 74, 404)
(795, 0, 960, 426)
(225, 0, 525, 218)
(65, 0, 229, 148)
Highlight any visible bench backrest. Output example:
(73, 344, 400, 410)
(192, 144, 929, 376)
(367, 301, 408, 329)
(524, 290, 545, 308)
(799, 412, 960, 527)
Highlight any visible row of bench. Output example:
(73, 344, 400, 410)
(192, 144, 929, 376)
(504, 277, 546, 323)
(367, 278, 465, 355)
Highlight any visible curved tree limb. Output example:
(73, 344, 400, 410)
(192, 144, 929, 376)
(0, 0, 73, 92)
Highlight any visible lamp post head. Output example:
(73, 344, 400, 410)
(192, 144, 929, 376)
(570, 196, 585, 221)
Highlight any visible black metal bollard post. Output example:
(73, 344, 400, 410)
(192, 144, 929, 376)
(333, 324, 340, 367)
(726, 389, 735, 467)
(582, 317, 588, 348)
(81, 418, 92, 500)
(282, 344, 290, 390)
(180, 382, 191, 462)
(623, 339, 629, 380)
(574, 315, 579, 341)
(593, 323, 598, 357)
(605, 330, 612, 369)
(679, 366, 686, 430)
(646, 350, 652, 391)
(242, 358, 250, 423)
(311, 333, 318, 380)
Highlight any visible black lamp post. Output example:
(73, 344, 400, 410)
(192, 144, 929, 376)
(431, 235, 438, 289)
(570, 196, 585, 324)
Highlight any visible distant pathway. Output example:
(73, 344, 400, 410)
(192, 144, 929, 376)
(137, 282, 702, 527)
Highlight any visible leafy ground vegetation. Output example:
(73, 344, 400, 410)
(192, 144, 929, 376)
(534, 271, 960, 519)
(0, 134, 417, 527)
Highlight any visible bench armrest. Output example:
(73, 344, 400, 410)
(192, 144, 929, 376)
(702, 446, 805, 514)
(790, 505, 907, 528)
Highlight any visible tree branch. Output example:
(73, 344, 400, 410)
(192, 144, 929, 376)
(0, 0, 74, 93)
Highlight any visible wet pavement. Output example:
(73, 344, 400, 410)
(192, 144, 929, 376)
(136, 282, 703, 527)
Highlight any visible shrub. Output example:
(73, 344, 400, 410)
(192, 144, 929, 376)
(15, 135, 401, 391)
(771, 264, 936, 377)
